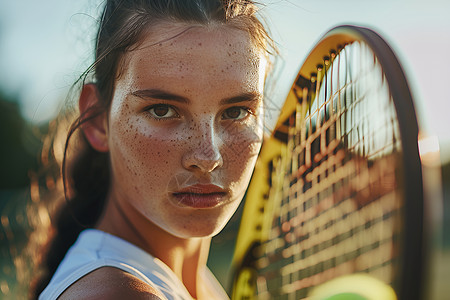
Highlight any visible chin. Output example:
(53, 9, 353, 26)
(172, 215, 232, 239)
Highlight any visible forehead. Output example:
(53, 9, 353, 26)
(138, 21, 261, 59)
(120, 22, 264, 89)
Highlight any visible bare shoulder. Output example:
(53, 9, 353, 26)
(58, 267, 165, 300)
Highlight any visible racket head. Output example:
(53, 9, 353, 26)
(231, 25, 424, 300)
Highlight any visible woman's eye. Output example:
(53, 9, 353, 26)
(223, 107, 250, 120)
(147, 104, 178, 119)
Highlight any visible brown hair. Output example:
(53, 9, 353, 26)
(32, 0, 275, 298)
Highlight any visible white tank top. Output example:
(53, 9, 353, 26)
(39, 229, 229, 300)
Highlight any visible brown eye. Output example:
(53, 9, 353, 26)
(154, 105, 169, 116)
(147, 104, 178, 119)
(223, 107, 248, 120)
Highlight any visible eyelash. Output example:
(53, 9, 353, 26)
(145, 104, 179, 120)
(144, 104, 255, 121)
(222, 106, 254, 121)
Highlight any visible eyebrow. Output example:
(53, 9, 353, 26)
(130, 89, 262, 105)
(220, 91, 263, 105)
(131, 89, 189, 103)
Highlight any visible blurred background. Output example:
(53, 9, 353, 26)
(0, 0, 449, 298)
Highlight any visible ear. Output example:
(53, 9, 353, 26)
(79, 84, 109, 152)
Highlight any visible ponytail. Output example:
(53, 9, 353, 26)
(32, 136, 109, 299)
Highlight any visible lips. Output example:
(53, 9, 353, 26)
(172, 184, 227, 208)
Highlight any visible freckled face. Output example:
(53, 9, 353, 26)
(106, 23, 266, 238)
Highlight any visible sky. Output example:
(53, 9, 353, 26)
(0, 0, 449, 162)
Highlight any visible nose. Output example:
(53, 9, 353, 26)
(182, 122, 223, 173)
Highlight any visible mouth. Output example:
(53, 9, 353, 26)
(172, 184, 227, 208)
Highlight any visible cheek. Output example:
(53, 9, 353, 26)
(222, 123, 263, 176)
(108, 113, 183, 189)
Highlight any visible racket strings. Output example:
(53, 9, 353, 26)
(250, 42, 405, 299)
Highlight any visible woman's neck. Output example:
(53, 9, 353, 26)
(96, 194, 212, 299)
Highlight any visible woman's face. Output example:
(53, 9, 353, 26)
(106, 22, 266, 238)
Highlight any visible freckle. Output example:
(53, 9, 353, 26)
(198, 42, 202, 46)
(167, 149, 170, 153)
(159, 43, 162, 46)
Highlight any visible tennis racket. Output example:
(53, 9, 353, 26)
(231, 25, 424, 300)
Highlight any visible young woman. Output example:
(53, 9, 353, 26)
(34, 0, 274, 299)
